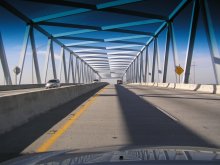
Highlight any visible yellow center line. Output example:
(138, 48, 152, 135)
(36, 86, 107, 153)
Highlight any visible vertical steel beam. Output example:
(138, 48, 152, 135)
(90, 68, 93, 82)
(169, 22, 179, 82)
(139, 52, 143, 83)
(201, 0, 220, 84)
(183, 0, 200, 83)
(155, 37, 162, 82)
(138, 55, 141, 82)
(71, 55, 75, 83)
(75, 57, 79, 83)
(133, 61, 135, 83)
(50, 41, 57, 79)
(84, 64, 87, 84)
(163, 25, 171, 83)
(59, 47, 64, 81)
(135, 58, 138, 82)
(135, 60, 137, 83)
(67, 53, 72, 83)
(128, 66, 130, 83)
(86, 65, 89, 83)
(43, 38, 57, 83)
(131, 65, 132, 83)
(78, 59, 82, 83)
(86, 64, 89, 83)
(88, 66, 90, 83)
(85, 63, 87, 83)
(169, 22, 179, 69)
(77, 58, 80, 83)
(18, 25, 31, 84)
(43, 39, 51, 83)
(0, 32, 12, 85)
(151, 38, 157, 82)
(129, 67, 130, 83)
(131, 64, 133, 83)
(81, 61, 84, 83)
(63, 50, 68, 83)
(59, 47, 67, 83)
(30, 27, 41, 84)
(144, 47, 149, 83)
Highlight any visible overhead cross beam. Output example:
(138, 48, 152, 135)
(125, 0, 191, 72)
(0, 0, 97, 74)
(27, 0, 168, 22)
(65, 35, 147, 47)
(38, 22, 155, 36)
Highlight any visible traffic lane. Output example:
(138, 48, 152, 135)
(0, 86, 102, 163)
(125, 85, 220, 147)
(38, 85, 214, 153)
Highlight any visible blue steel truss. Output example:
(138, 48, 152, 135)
(0, 0, 219, 84)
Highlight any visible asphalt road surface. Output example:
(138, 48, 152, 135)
(0, 84, 220, 162)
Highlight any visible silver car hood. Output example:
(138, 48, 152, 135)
(2, 146, 220, 165)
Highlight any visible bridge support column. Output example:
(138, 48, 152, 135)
(71, 55, 75, 83)
(137, 55, 140, 83)
(170, 22, 179, 82)
(144, 47, 149, 83)
(18, 25, 30, 84)
(0, 32, 12, 85)
(155, 38, 162, 82)
(67, 53, 72, 83)
(183, 0, 200, 84)
(201, 0, 220, 84)
(163, 23, 171, 83)
(59, 47, 68, 83)
(151, 38, 157, 82)
(135, 58, 137, 83)
(19, 25, 43, 84)
(132, 61, 135, 83)
(43, 38, 57, 83)
(29, 27, 41, 84)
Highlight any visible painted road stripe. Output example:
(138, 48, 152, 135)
(36, 87, 106, 152)
(156, 106, 178, 122)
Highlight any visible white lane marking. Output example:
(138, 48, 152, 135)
(126, 87, 179, 122)
(155, 106, 178, 122)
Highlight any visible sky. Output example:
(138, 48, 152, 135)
(0, 0, 220, 85)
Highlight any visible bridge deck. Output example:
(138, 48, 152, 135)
(0, 85, 220, 162)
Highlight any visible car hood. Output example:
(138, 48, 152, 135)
(2, 146, 220, 165)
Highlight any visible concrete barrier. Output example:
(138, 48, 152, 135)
(0, 83, 77, 91)
(168, 83, 175, 88)
(0, 83, 107, 134)
(157, 83, 169, 88)
(196, 85, 215, 94)
(146, 83, 155, 86)
(0, 84, 45, 91)
(216, 85, 220, 94)
(175, 83, 198, 91)
(128, 82, 220, 95)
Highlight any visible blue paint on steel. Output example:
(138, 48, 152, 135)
(105, 35, 146, 42)
(54, 29, 97, 38)
(33, 8, 91, 23)
(97, 0, 142, 9)
(102, 19, 164, 30)
(169, 0, 188, 20)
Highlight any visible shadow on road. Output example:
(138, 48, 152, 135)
(0, 87, 103, 163)
(115, 85, 217, 149)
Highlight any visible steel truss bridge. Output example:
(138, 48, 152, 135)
(0, 0, 219, 84)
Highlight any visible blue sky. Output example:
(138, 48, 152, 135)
(0, 0, 220, 84)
